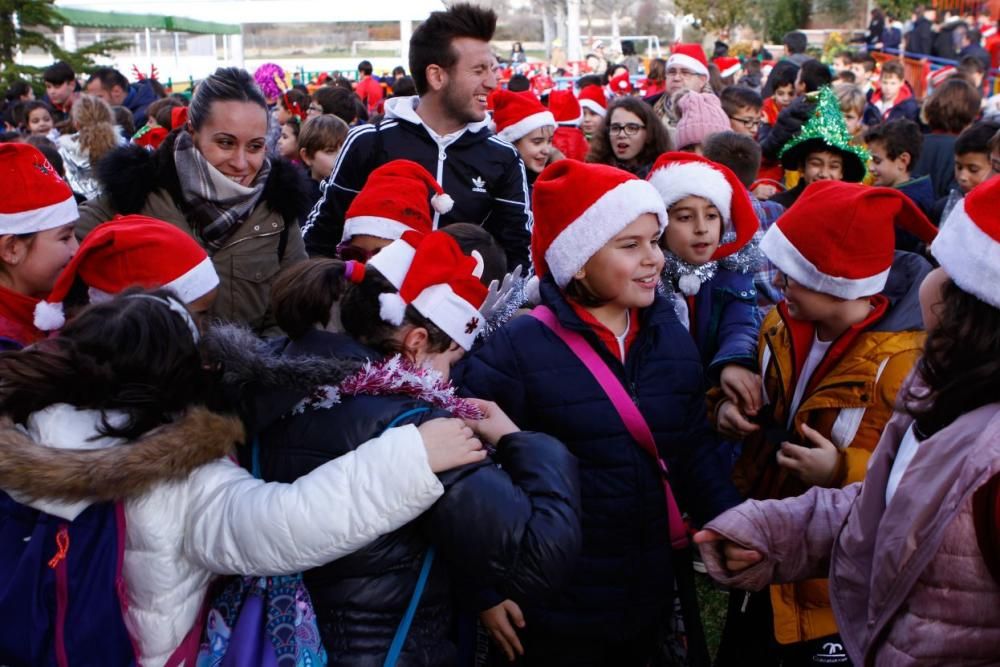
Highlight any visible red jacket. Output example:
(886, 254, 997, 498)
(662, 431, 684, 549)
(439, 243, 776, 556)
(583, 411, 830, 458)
(355, 76, 384, 113)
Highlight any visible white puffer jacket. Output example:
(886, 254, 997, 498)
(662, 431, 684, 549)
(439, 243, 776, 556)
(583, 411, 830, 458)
(5, 404, 444, 667)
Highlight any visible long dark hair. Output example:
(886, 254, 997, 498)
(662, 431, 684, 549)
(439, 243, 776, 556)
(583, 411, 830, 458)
(905, 279, 1000, 437)
(586, 96, 671, 173)
(0, 288, 207, 440)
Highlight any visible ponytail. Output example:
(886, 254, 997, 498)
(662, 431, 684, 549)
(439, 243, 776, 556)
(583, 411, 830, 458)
(72, 95, 118, 165)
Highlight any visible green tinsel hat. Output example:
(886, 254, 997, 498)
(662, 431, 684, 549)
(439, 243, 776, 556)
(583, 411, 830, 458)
(778, 86, 869, 183)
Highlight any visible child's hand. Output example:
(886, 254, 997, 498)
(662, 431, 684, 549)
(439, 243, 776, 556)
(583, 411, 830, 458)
(717, 400, 760, 440)
(720, 365, 763, 416)
(417, 418, 486, 473)
(694, 529, 763, 573)
(463, 399, 520, 445)
(776, 424, 840, 486)
(752, 183, 779, 200)
(480, 599, 525, 661)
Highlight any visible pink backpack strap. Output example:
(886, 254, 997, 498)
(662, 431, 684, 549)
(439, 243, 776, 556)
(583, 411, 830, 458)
(530, 305, 689, 548)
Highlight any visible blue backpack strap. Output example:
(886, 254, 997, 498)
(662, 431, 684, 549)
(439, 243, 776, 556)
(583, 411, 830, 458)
(381, 405, 434, 667)
(383, 546, 435, 667)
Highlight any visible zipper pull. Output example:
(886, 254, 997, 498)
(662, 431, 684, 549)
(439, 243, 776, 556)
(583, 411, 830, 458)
(740, 590, 751, 613)
(48, 526, 70, 569)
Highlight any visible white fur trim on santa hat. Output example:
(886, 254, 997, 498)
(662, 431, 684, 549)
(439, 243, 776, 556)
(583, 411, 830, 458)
(368, 237, 417, 288)
(718, 62, 741, 78)
(165, 256, 220, 304)
(410, 283, 483, 351)
(545, 179, 668, 288)
(343, 216, 411, 242)
(1, 194, 78, 236)
(760, 224, 890, 300)
(931, 198, 1000, 309)
(579, 99, 606, 117)
(557, 112, 583, 127)
(666, 53, 709, 77)
(498, 111, 556, 143)
(648, 161, 734, 229)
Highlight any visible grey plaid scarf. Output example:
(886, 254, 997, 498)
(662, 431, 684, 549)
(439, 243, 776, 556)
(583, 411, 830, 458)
(173, 130, 271, 250)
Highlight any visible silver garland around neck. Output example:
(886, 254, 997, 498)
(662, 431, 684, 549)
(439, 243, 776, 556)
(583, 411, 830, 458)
(659, 233, 765, 296)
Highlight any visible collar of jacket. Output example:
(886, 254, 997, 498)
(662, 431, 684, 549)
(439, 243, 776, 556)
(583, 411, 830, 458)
(0, 405, 242, 503)
(384, 95, 493, 145)
(97, 128, 311, 225)
(775, 294, 889, 399)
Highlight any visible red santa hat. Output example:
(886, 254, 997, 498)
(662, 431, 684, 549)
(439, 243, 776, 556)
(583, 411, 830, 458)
(368, 231, 488, 350)
(713, 56, 742, 79)
(548, 89, 583, 126)
(667, 43, 709, 77)
(931, 175, 1000, 309)
(647, 152, 759, 261)
(577, 84, 607, 117)
(342, 160, 452, 242)
(492, 89, 555, 144)
(34, 215, 219, 331)
(531, 160, 668, 288)
(760, 181, 937, 300)
(609, 71, 634, 95)
(0, 143, 78, 235)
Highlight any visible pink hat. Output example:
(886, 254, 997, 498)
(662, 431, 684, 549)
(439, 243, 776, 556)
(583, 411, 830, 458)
(492, 89, 555, 143)
(548, 89, 582, 126)
(577, 85, 607, 117)
(675, 92, 731, 150)
(667, 44, 709, 77)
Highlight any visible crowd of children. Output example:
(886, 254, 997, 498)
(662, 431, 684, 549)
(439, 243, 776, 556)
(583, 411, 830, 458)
(3, 3, 1000, 666)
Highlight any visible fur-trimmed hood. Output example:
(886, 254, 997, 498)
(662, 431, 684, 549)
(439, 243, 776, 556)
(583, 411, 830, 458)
(202, 324, 367, 434)
(95, 128, 312, 225)
(0, 406, 244, 503)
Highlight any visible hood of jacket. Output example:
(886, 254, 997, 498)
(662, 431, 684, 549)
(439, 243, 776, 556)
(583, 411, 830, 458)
(202, 324, 367, 434)
(95, 128, 312, 225)
(875, 250, 933, 333)
(0, 406, 243, 504)
(383, 95, 493, 144)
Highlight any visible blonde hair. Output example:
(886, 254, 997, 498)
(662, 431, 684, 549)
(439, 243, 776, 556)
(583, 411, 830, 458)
(833, 83, 866, 116)
(72, 95, 119, 164)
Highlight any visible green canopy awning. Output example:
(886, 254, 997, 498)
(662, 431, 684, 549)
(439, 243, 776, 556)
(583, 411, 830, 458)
(55, 7, 241, 34)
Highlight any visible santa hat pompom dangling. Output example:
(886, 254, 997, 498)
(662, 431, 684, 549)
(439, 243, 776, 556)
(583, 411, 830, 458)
(33, 301, 66, 331)
(378, 292, 408, 326)
(677, 273, 702, 296)
(431, 192, 454, 214)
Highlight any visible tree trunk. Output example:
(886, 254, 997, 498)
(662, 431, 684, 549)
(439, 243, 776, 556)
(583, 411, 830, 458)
(567, 0, 582, 61)
(541, 2, 554, 62)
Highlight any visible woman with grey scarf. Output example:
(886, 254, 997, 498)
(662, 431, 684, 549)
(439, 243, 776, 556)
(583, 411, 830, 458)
(76, 67, 312, 336)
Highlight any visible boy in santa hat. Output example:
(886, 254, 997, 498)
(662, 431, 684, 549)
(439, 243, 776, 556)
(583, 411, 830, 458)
(335, 159, 452, 262)
(647, 153, 762, 440)
(708, 180, 938, 665)
(547, 90, 589, 162)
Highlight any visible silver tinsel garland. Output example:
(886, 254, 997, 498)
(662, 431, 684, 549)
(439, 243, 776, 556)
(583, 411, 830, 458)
(660, 234, 765, 296)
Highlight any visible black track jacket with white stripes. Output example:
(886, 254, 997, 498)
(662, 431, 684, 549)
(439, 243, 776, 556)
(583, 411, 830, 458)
(302, 95, 532, 270)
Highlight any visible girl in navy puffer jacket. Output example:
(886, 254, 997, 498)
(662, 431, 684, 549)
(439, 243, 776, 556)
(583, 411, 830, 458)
(247, 232, 582, 666)
(457, 161, 741, 666)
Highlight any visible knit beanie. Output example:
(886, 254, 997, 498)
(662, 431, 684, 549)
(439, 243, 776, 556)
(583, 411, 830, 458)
(675, 92, 732, 150)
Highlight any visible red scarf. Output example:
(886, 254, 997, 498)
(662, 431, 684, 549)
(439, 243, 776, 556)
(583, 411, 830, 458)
(0, 284, 45, 347)
(778, 294, 889, 397)
(568, 301, 640, 363)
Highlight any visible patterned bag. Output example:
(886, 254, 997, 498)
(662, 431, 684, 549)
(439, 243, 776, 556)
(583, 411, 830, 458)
(196, 574, 326, 667)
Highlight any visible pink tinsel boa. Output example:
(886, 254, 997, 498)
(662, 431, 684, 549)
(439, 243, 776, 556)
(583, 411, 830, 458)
(291, 354, 483, 420)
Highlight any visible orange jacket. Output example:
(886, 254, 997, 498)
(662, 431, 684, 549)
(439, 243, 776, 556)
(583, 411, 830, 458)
(710, 300, 924, 644)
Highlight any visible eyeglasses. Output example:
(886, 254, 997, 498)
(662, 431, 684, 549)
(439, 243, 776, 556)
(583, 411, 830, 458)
(729, 115, 761, 130)
(609, 122, 645, 137)
(666, 67, 701, 78)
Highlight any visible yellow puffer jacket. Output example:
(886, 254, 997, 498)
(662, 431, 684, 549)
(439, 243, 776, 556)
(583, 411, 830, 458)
(711, 292, 925, 645)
